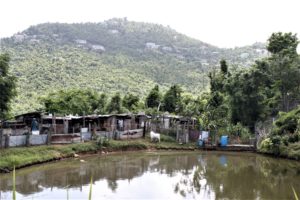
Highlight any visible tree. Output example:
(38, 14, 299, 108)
(267, 32, 300, 112)
(225, 61, 271, 131)
(122, 93, 139, 111)
(95, 93, 108, 114)
(145, 85, 161, 109)
(43, 89, 100, 115)
(267, 32, 298, 56)
(163, 84, 183, 113)
(0, 54, 16, 119)
(220, 59, 228, 75)
(107, 93, 123, 114)
(205, 60, 230, 128)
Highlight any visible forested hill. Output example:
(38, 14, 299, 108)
(0, 18, 267, 115)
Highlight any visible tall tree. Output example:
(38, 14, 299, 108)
(95, 93, 108, 114)
(122, 93, 139, 111)
(145, 85, 161, 109)
(267, 32, 298, 56)
(163, 84, 183, 113)
(43, 89, 100, 115)
(225, 61, 271, 131)
(0, 54, 16, 119)
(205, 60, 230, 128)
(267, 32, 300, 112)
(107, 93, 123, 114)
(220, 59, 228, 75)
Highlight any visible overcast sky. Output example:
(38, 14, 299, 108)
(1, 0, 300, 48)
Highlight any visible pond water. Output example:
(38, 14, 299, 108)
(0, 151, 300, 200)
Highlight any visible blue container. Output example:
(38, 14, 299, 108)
(220, 136, 228, 147)
(198, 139, 204, 147)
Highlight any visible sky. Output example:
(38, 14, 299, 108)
(1, 0, 300, 48)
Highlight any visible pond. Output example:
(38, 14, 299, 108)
(0, 151, 300, 199)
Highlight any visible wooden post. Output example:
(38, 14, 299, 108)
(83, 112, 86, 128)
(26, 133, 30, 147)
(176, 124, 179, 142)
(0, 128, 3, 149)
(80, 125, 83, 142)
(4, 135, 9, 148)
(143, 122, 146, 138)
(52, 114, 56, 135)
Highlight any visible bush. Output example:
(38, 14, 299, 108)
(224, 122, 252, 143)
(274, 107, 300, 135)
(160, 134, 176, 143)
(259, 138, 273, 152)
(96, 136, 110, 148)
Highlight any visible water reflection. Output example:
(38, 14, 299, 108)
(0, 151, 300, 199)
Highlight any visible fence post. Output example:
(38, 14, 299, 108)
(26, 133, 30, 147)
(4, 135, 9, 148)
(0, 129, 3, 149)
(176, 124, 179, 142)
(47, 131, 52, 145)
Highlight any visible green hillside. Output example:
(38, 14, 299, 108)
(0, 18, 267, 115)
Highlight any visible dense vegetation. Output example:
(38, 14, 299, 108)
(0, 18, 266, 115)
(0, 54, 16, 119)
(1, 19, 300, 160)
(199, 32, 300, 158)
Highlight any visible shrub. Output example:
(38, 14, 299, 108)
(96, 136, 110, 148)
(274, 107, 300, 135)
(160, 134, 176, 143)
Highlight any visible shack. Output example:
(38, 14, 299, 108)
(1, 112, 150, 145)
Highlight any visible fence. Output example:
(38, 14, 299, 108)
(149, 120, 201, 143)
(0, 134, 48, 148)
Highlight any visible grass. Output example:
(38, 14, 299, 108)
(13, 166, 16, 200)
(89, 176, 93, 200)
(259, 141, 300, 161)
(292, 186, 299, 200)
(0, 138, 198, 172)
(0, 143, 98, 171)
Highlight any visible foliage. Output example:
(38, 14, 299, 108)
(160, 134, 176, 143)
(96, 136, 110, 148)
(0, 20, 266, 115)
(145, 85, 161, 109)
(0, 53, 16, 119)
(225, 62, 271, 130)
(94, 94, 108, 114)
(224, 123, 252, 142)
(0, 142, 98, 171)
(204, 60, 229, 129)
(162, 84, 183, 113)
(267, 32, 298, 56)
(42, 89, 101, 115)
(107, 93, 123, 114)
(274, 107, 300, 135)
(180, 95, 203, 117)
(122, 93, 140, 111)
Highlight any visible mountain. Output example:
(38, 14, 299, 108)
(0, 18, 268, 115)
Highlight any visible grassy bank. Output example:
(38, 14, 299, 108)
(258, 141, 300, 160)
(0, 139, 197, 172)
(0, 143, 99, 172)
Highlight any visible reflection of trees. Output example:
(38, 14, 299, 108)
(0, 153, 197, 195)
(107, 180, 117, 192)
(0, 152, 300, 199)
(172, 153, 300, 200)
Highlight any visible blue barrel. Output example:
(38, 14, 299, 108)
(198, 139, 204, 147)
(220, 136, 228, 147)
